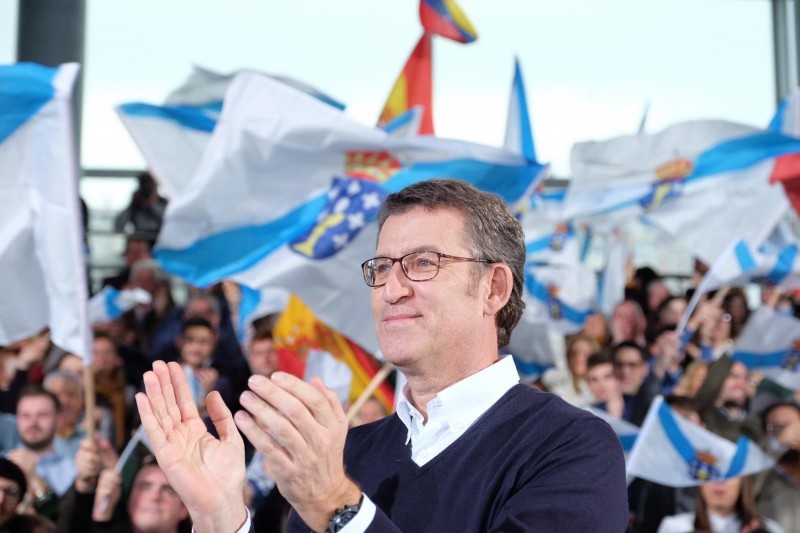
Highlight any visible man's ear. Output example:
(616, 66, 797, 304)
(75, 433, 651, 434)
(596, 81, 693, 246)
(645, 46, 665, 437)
(484, 264, 513, 317)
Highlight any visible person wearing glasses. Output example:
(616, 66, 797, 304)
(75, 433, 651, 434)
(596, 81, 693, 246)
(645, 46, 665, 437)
(135, 179, 628, 533)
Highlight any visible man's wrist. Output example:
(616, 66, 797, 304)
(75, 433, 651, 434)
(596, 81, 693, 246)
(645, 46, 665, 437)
(297, 482, 363, 533)
(190, 503, 248, 533)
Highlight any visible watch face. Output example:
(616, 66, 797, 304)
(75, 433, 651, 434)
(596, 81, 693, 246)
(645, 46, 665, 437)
(328, 503, 362, 533)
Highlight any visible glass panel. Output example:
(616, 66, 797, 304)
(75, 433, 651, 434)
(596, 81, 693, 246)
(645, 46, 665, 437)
(0, 1, 18, 64)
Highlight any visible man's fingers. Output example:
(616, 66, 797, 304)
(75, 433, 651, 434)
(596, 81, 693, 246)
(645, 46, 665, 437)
(167, 361, 201, 422)
(207, 391, 243, 450)
(153, 361, 182, 426)
(239, 390, 308, 452)
(234, 410, 292, 467)
(253, 372, 342, 428)
(135, 392, 168, 452)
(142, 369, 172, 434)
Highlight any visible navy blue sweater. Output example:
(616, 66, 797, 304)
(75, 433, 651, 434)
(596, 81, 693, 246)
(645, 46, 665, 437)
(287, 385, 628, 532)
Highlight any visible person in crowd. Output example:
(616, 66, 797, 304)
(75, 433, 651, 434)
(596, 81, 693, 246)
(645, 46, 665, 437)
(541, 333, 598, 407)
(610, 299, 648, 346)
(694, 355, 762, 443)
(176, 317, 232, 416)
(673, 361, 709, 398)
(658, 475, 782, 533)
(245, 327, 278, 379)
(654, 296, 687, 335)
(645, 279, 672, 325)
(349, 397, 389, 428)
(7, 388, 76, 520)
(58, 453, 190, 533)
(612, 341, 660, 425)
(587, 352, 624, 419)
(648, 325, 685, 396)
(120, 258, 175, 357)
(91, 332, 135, 449)
(101, 233, 154, 291)
(0, 332, 49, 414)
(114, 171, 168, 239)
(0, 457, 27, 530)
(581, 311, 610, 348)
(136, 179, 629, 532)
(724, 288, 750, 338)
(756, 402, 800, 531)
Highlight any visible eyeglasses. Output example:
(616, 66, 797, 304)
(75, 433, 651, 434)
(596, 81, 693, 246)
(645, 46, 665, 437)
(0, 485, 20, 500)
(361, 251, 492, 288)
(766, 423, 787, 434)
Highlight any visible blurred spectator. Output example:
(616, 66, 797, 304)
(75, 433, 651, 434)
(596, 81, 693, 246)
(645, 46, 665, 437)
(612, 341, 659, 425)
(350, 397, 389, 428)
(541, 334, 598, 407)
(0, 333, 50, 414)
(101, 233, 154, 291)
(723, 288, 750, 340)
(245, 327, 278, 379)
(587, 352, 624, 419)
(114, 171, 167, 239)
(694, 355, 762, 443)
(648, 326, 685, 396)
(652, 296, 687, 339)
(177, 317, 231, 415)
(645, 279, 671, 323)
(756, 402, 800, 532)
(658, 476, 781, 532)
(0, 457, 26, 529)
(581, 311, 610, 348)
(91, 333, 135, 449)
(7, 388, 76, 519)
(610, 300, 647, 346)
(673, 361, 709, 398)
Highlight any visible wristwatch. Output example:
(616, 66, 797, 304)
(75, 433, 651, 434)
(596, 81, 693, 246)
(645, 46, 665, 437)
(326, 495, 364, 533)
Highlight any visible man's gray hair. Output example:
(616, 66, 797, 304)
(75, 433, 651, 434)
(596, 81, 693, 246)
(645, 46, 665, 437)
(377, 179, 525, 348)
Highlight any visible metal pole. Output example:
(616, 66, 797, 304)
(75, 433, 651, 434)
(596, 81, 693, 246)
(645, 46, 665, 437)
(17, 0, 86, 162)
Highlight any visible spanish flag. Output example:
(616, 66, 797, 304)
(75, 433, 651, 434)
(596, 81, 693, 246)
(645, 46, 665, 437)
(419, 0, 478, 44)
(273, 295, 394, 412)
(378, 33, 434, 135)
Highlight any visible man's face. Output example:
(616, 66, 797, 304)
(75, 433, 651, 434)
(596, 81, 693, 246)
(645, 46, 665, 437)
(718, 361, 750, 407)
(45, 377, 83, 431)
(124, 240, 150, 266)
(613, 347, 647, 395)
(185, 299, 220, 329)
(128, 465, 188, 532)
(247, 338, 277, 377)
(611, 302, 643, 341)
(371, 207, 488, 371)
(16, 395, 58, 451)
(179, 326, 215, 369)
(586, 363, 618, 402)
(0, 476, 20, 527)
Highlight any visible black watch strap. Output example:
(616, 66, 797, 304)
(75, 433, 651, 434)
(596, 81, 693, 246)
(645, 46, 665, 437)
(326, 494, 364, 533)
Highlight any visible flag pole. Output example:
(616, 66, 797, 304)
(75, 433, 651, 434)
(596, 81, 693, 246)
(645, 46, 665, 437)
(346, 362, 395, 424)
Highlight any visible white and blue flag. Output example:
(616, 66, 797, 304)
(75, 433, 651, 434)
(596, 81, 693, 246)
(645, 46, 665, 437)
(0, 63, 90, 359)
(88, 287, 151, 325)
(626, 396, 774, 487)
(732, 306, 800, 391)
(523, 264, 597, 334)
(586, 405, 639, 456)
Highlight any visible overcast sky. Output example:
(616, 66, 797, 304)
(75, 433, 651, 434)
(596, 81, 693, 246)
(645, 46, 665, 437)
(1, 0, 777, 176)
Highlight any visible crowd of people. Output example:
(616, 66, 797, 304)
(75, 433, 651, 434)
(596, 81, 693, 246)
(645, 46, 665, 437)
(0, 176, 799, 532)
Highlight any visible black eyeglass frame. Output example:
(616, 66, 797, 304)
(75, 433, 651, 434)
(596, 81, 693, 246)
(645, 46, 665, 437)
(361, 250, 493, 288)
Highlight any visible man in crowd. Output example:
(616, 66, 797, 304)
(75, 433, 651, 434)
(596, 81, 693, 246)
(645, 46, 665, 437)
(612, 341, 659, 425)
(136, 179, 628, 532)
(587, 352, 624, 419)
(694, 355, 761, 443)
(0, 458, 26, 529)
(7, 387, 76, 518)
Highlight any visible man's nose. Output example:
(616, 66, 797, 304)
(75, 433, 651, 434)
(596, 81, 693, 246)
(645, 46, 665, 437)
(381, 262, 412, 303)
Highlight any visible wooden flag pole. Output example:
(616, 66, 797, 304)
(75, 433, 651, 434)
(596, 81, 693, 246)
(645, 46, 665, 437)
(346, 362, 395, 425)
(83, 364, 96, 442)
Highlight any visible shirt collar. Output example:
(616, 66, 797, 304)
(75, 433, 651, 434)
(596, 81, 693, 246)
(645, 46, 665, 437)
(396, 355, 520, 443)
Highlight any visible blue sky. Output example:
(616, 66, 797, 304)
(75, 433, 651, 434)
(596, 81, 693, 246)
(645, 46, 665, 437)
(2, 0, 776, 176)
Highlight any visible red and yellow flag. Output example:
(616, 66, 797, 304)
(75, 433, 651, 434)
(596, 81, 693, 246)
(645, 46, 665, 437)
(273, 295, 394, 412)
(377, 33, 434, 135)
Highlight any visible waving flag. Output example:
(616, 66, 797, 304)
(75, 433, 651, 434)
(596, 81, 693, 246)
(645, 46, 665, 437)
(0, 63, 90, 359)
(626, 397, 774, 487)
(118, 66, 344, 197)
(586, 406, 639, 455)
(504, 58, 536, 163)
(378, 33, 434, 135)
(419, 0, 477, 44)
(598, 226, 631, 318)
(273, 295, 394, 412)
(88, 287, 151, 325)
(523, 264, 597, 334)
(732, 306, 800, 390)
(154, 71, 538, 289)
(522, 215, 580, 267)
(567, 121, 800, 261)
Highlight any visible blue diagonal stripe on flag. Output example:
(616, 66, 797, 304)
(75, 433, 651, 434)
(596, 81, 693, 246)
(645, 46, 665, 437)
(734, 240, 757, 272)
(119, 102, 217, 132)
(733, 350, 788, 368)
(525, 275, 593, 325)
(767, 244, 798, 284)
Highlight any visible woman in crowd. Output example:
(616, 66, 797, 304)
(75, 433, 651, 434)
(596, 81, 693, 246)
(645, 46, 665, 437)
(658, 476, 782, 532)
(541, 334, 598, 407)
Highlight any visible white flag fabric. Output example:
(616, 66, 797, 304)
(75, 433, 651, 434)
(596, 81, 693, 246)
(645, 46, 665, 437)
(567, 120, 800, 262)
(304, 349, 353, 406)
(732, 306, 800, 390)
(154, 70, 538, 289)
(503, 58, 536, 163)
(586, 406, 639, 455)
(696, 239, 762, 293)
(522, 212, 580, 267)
(626, 397, 774, 487)
(117, 65, 344, 198)
(0, 62, 90, 359)
(597, 226, 630, 318)
(522, 264, 597, 334)
(88, 287, 152, 325)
